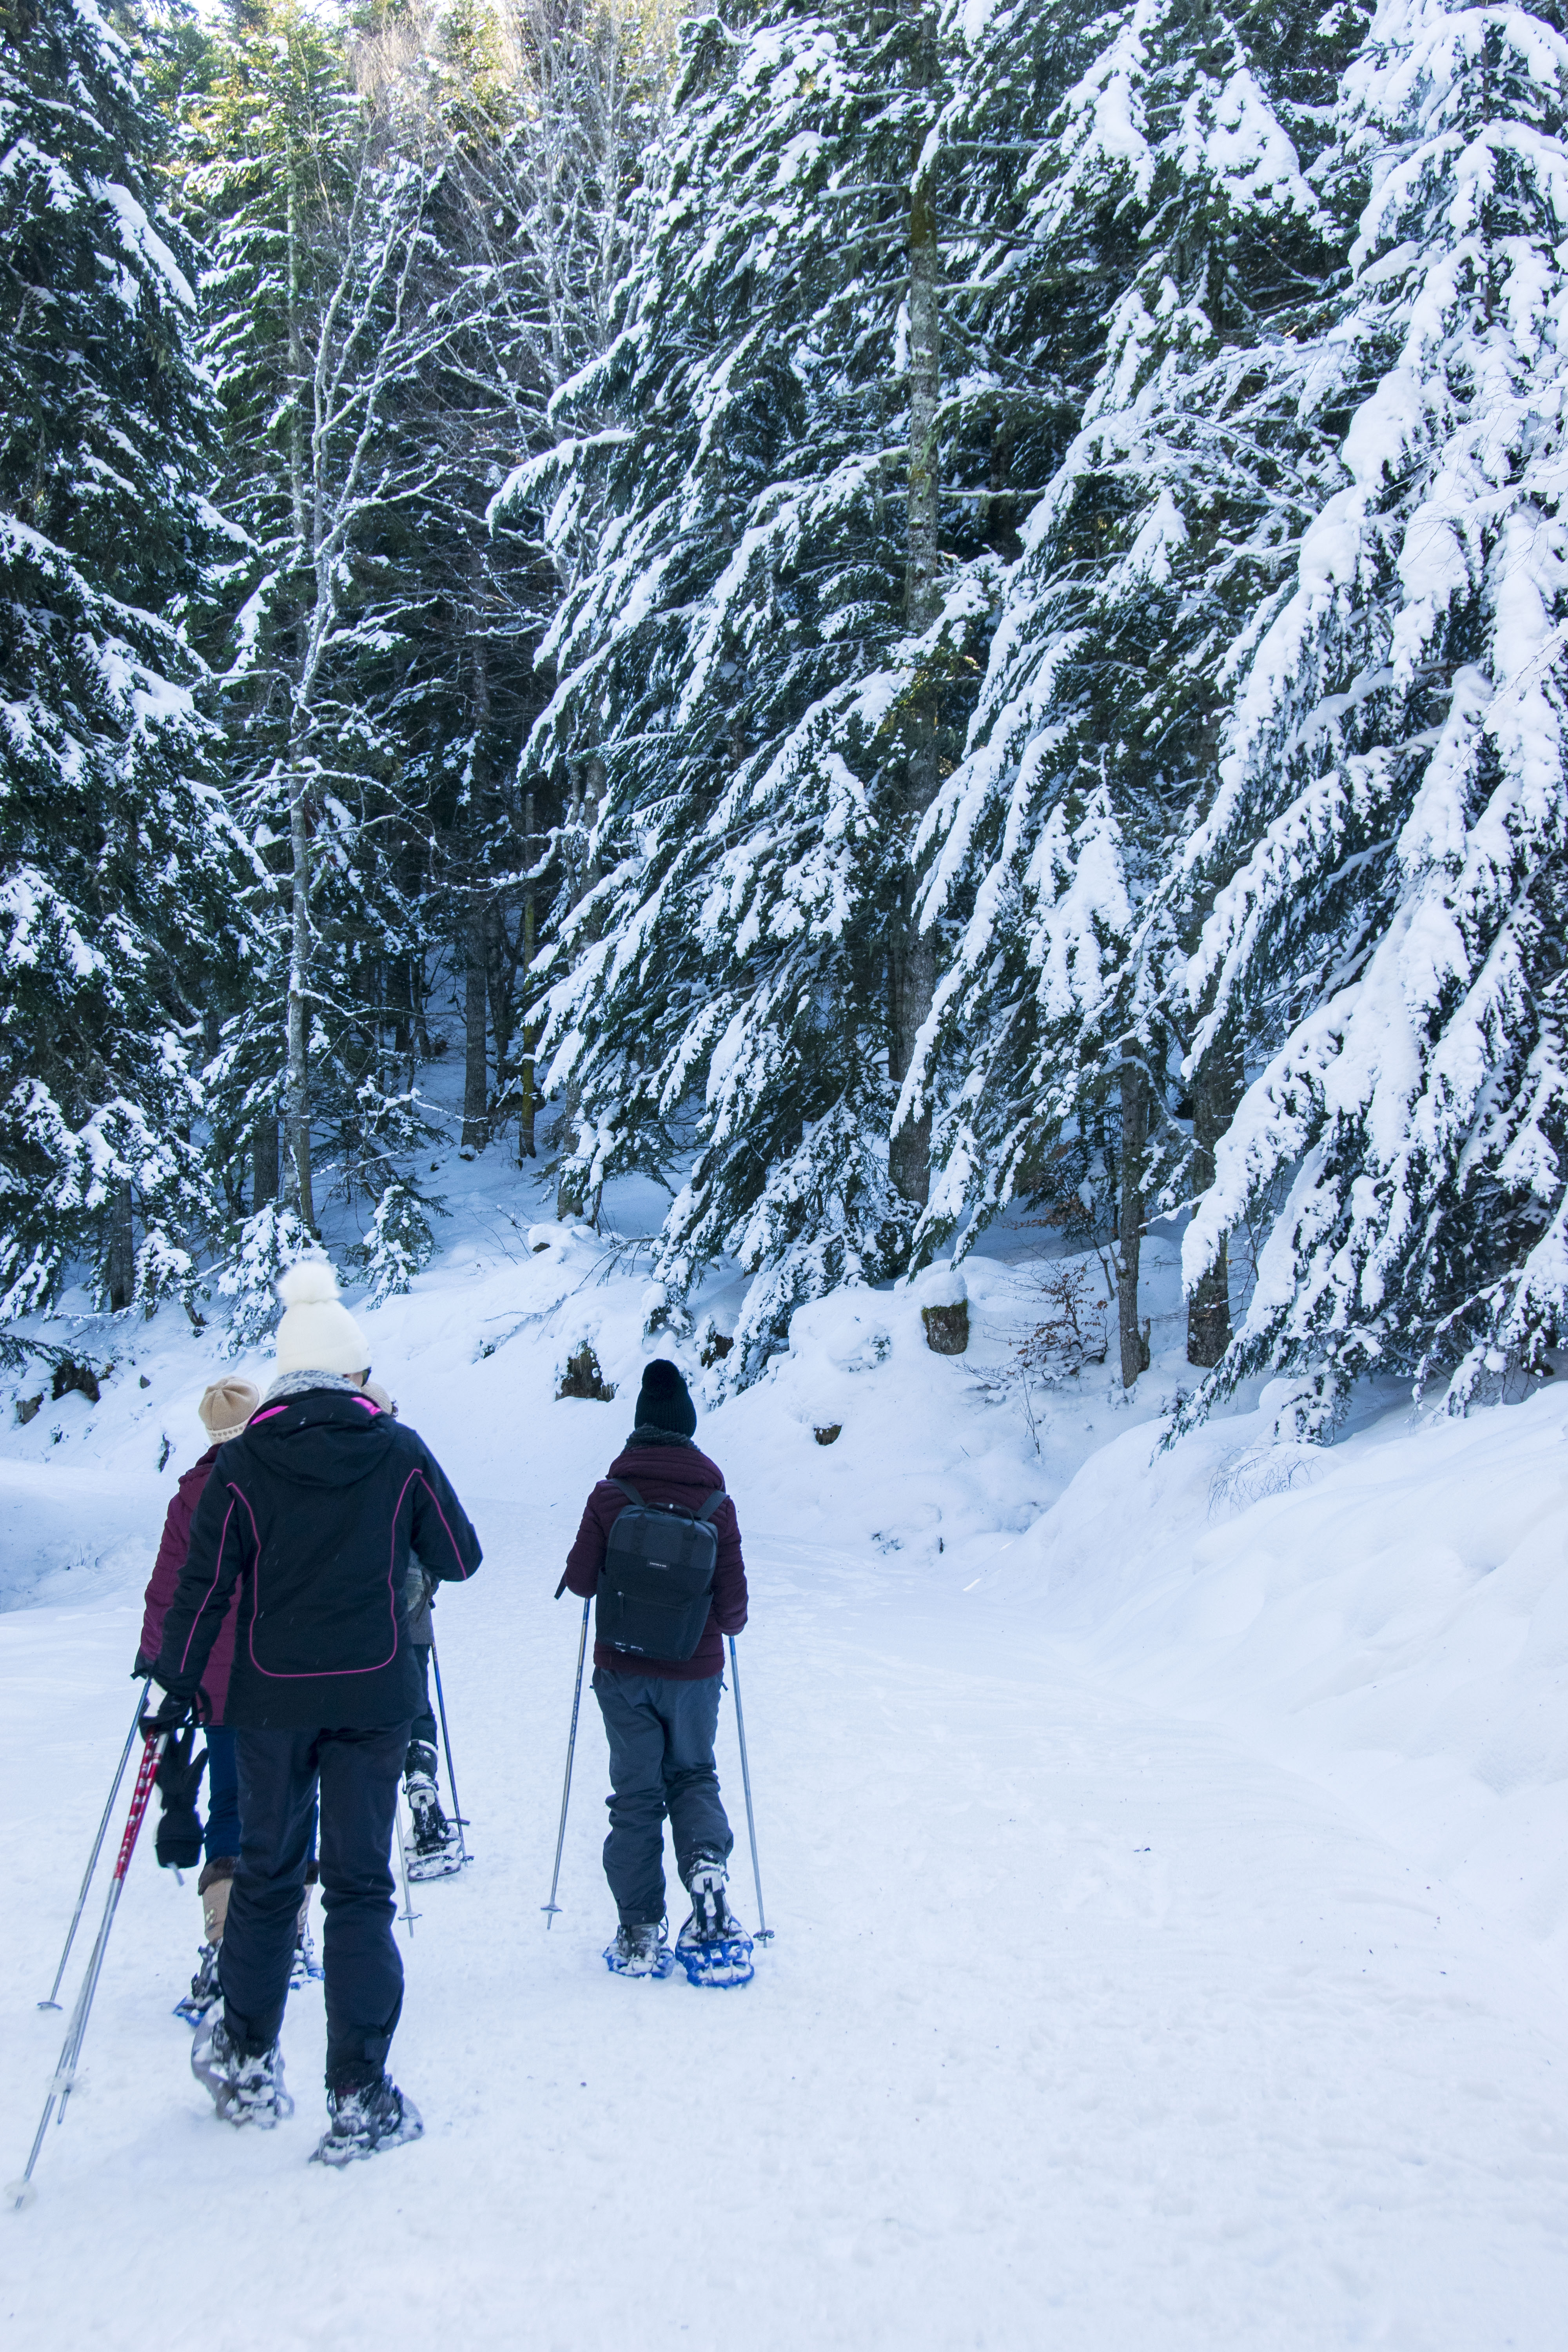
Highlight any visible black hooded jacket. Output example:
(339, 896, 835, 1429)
(153, 1388, 481, 1730)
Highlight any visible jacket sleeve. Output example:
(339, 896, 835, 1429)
(563, 1485, 613, 1598)
(138, 1467, 203, 1664)
(711, 1495, 748, 1637)
(152, 1470, 253, 1704)
(410, 1444, 481, 1584)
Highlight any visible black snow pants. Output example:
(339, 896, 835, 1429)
(592, 1668, 733, 1926)
(220, 1722, 411, 2092)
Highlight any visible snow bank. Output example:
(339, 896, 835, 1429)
(1001, 1377, 1568, 1957)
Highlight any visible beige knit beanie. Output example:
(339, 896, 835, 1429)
(273, 1260, 371, 1378)
(363, 1378, 398, 1418)
(200, 1377, 261, 1446)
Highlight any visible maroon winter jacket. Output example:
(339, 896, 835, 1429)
(139, 1447, 239, 1722)
(564, 1439, 748, 1679)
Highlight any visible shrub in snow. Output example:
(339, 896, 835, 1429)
(356, 1178, 440, 1304)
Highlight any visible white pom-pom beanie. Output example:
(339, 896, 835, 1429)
(273, 1260, 371, 1377)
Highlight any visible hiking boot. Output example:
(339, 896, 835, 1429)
(175, 1940, 222, 2024)
(198, 1857, 235, 1945)
(311, 2075, 423, 2167)
(191, 2015, 293, 2128)
(405, 1770, 463, 1879)
(604, 1920, 675, 1977)
(684, 1855, 739, 1943)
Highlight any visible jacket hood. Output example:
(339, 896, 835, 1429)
(236, 1387, 398, 1490)
(609, 1441, 722, 1491)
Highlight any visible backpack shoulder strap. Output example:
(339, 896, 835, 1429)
(695, 1486, 728, 1525)
(608, 1478, 644, 1507)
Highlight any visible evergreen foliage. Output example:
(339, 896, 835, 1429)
(1179, 0, 1568, 1417)
(5, 0, 1567, 1425)
(0, 0, 246, 1318)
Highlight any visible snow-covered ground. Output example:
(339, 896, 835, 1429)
(4, 1174, 1568, 2347)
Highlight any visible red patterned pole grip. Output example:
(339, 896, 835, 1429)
(113, 1735, 164, 1883)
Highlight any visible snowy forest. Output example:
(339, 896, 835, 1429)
(7, 0, 1568, 1426)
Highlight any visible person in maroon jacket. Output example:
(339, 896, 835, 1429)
(562, 1358, 749, 1975)
(136, 1377, 260, 2010)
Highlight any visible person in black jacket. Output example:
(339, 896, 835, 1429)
(148, 1261, 481, 2165)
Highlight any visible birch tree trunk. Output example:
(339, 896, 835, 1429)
(1118, 1057, 1151, 1388)
(281, 147, 316, 1229)
(285, 724, 316, 1228)
(889, 7, 942, 1212)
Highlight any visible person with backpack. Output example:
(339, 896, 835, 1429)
(145, 1260, 482, 2163)
(561, 1357, 750, 1981)
(136, 1377, 323, 2021)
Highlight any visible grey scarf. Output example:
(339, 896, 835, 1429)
(624, 1424, 695, 1450)
(263, 1369, 366, 1406)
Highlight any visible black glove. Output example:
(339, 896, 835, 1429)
(154, 1730, 207, 1869)
(132, 1651, 153, 1679)
(140, 1685, 198, 1741)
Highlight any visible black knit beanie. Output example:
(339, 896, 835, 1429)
(634, 1357, 697, 1437)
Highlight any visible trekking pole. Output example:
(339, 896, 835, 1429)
(542, 1595, 590, 1926)
(38, 1679, 151, 2010)
(728, 1637, 772, 1943)
(9, 1729, 165, 2210)
(393, 1789, 418, 1938)
(428, 1628, 468, 1867)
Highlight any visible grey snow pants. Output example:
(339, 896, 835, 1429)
(592, 1668, 733, 1926)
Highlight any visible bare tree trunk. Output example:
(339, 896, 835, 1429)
(519, 788, 539, 1162)
(105, 1180, 134, 1310)
(461, 901, 488, 1152)
(557, 758, 604, 1218)
(284, 744, 316, 1229)
(889, 9, 942, 1213)
(252, 1119, 278, 1210)
(1118, 1057, 1151, 1388)
(281, 149, 315, 1232)
(1187, 1027, 1241, 1368)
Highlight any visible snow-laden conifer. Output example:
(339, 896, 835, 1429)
(910, 0, 1348, 1381)
(1181, 0, 1568, 1418)
(0, 0, 248, 1319)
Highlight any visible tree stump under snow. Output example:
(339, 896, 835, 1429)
(921, 1301, 969, 1355)
(557, 1343, 616, 1401)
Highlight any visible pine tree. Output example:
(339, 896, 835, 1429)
(910, 0, 1349, 1382)
(0, 0, 247, 1319)
(1179, 0, 1568, 1419)
(515, 0, 1087, 1381)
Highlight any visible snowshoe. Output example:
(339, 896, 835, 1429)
(676, 1859, 754, 1987)
(311, 2075, 423, 2167)
(405, 1772, 464, 1881)
(604, 1920, 677, 1979)
(191, 2016, 293, 2128)
(174, 1940, 222, 2026)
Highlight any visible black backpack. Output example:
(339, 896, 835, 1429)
(595, 1478, 726, 1662)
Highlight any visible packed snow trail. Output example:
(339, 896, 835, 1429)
(4, 1483, 1568, 2349)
